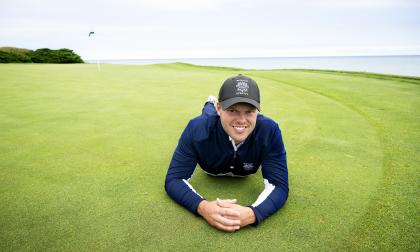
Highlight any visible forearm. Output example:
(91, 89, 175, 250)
(165, 178, 204, 214)
(250, 186, 288, 225)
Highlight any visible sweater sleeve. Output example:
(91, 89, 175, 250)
(164, 121, 204, 214)
(249, 124, 288, 225)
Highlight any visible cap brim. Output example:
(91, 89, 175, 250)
(220, 97, 260, 111)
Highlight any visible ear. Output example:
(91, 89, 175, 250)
(215, 102, 221, 116)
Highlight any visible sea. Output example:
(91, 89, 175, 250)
(88, 55, 420, 77)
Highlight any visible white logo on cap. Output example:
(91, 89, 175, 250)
(236, 80, 249, 95)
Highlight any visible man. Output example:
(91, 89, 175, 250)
(165, 74, 288, 232)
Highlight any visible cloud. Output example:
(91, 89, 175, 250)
(311, 0, 420, 8)
(133, 0, 243, 11)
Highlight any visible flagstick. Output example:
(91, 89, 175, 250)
(89, 30, 100, 72)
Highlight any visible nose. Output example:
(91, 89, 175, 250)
(236, 112, 246, 123)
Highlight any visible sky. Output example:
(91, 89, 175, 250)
(1, 0, 420, 60)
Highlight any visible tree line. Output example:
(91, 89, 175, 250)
(0, 47, 84, 63)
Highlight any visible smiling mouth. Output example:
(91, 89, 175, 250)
(232, 125, 247, 133)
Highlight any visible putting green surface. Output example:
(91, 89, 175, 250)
(0, 63, 419, 251)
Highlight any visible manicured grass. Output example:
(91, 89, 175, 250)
(0, 63, 419, 251)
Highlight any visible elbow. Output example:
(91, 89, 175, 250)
(164, 177, 172, 194)
(277, 183, 289, 207)
(283, 184, 289, 201)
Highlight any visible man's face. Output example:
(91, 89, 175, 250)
(216, 102, 258, 144)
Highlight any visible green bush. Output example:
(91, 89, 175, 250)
(56, 48, 84, 63)
(28, 48, 52, 63)
(29, 48, 84, 63)
(0, 51, 32, 63)
(0, 47, 84, 63)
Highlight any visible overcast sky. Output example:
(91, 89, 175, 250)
(1, 0, 420, 60)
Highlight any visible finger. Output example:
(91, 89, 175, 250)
(214, 222, 240, 232)
(213, 217, 241, 232)
(217, 200, 238, 208)
(220, 208, 240, 217)
(216, 214, 241, 227)
(218, 198, 237, 204)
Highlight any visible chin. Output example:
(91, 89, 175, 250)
(232, 134, 247, 143)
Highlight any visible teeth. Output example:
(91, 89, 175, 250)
(233, 126, 246, 133)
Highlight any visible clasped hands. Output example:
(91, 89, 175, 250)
(197, 198, 256, 232)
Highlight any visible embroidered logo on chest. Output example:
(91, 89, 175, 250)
(243, 162, 254, 170)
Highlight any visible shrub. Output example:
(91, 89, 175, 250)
(0, 51, 32, 63)
(0, 47, 84, 63)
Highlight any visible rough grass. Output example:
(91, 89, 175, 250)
(0, 63, 419, 251)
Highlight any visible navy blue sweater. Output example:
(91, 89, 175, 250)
(165, 103, 288, 225)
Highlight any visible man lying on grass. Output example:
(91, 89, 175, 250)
(165, 74, 288, 232)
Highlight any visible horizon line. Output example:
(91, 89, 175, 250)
(85, 54, 420, 61)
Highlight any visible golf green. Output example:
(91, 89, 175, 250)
(0, 63, 419, 251)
